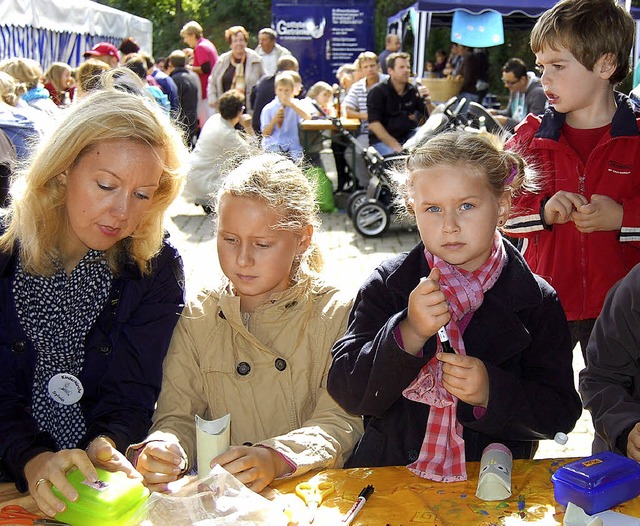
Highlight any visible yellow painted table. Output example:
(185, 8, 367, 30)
(269, 458, 640, 525)
(2, 459, 640, 525)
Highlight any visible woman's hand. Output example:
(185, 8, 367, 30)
(437, 353, 490, 408)
(135, 440, 186, 493)
(24, 449, 98, 517)
(211, 445, 292, 493)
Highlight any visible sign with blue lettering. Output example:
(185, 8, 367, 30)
(272, 1, 375, 86)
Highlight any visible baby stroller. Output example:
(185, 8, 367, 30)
(320, 97, 503, 236)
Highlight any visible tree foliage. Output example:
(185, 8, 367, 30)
(96, 0, 640, 92)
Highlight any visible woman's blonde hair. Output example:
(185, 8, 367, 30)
(0, 58, 43, 90)
(397, 131, 537, 217)
(0, 68, 188, 276)
(0, 71, 25, 106)
(213, 153, 323, 291)
(44, 62, 72, 94)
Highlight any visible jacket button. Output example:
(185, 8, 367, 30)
(407, 449, 419, 463)
(11, 340, 26, 353)
(98, 345, 112, 355)
(236, 362, 251, 376)
(274, 358, 287, 371)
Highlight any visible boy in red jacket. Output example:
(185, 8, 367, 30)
(503, 0, 640, 358)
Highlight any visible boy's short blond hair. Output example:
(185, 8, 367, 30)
(275, 71, 294, 89)
(531, 0, 634, 84)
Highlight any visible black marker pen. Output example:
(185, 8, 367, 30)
(437, 326, 456, 354)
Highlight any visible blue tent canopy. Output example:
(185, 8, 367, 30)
(388, 0, 640, 78)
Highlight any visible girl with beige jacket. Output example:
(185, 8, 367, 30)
(130, 152, 363, 493)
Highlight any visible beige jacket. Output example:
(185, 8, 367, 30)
(147, 282, 363, 477)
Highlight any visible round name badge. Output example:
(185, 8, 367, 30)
(47, 373, 84, 405)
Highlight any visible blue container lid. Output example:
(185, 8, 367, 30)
(553, 452, 640, 492)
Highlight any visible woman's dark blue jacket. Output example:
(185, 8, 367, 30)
(0, 238, 184, 491)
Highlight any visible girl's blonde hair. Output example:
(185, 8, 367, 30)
(214, 153, 323, 291)
(0, 71, 25, 106)
(0, 68, 188, 276)
(0, 58, 43, 90)
(44, 62, 72, 94)
(397, 131, 537, 217)
(307, 81, 333, 101)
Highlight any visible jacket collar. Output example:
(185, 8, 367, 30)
(536, 91, 638, 141)
(384, 239, 543, 312)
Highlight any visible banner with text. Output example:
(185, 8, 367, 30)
(272, 1, 375, 87)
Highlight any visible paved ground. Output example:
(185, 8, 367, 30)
(166, 191, 595, 461)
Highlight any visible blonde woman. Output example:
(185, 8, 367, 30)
(0, 69, 188, 517)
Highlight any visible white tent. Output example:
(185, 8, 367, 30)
(0, 0, 152, 68)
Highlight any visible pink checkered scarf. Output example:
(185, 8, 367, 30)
(402, 232, 507, 482)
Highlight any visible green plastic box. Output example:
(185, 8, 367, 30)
(51, 468, 149, 526)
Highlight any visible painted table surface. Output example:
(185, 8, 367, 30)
(2, 458, 640, 525)
(300, 117, 360, 130)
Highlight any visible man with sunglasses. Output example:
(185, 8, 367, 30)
(489, 58, 547, 131)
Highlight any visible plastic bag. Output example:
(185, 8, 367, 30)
(306, 166, 336, 213)
(139, 465, 288, 526)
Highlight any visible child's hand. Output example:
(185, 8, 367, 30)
(627, 423, 640, 461)
(86, 436, 142, 481)
(437, 352, 489, 408)
(399, 267, 450, 355)
(278, 95, 292, 107)
(571, 194, 623, 233)
(543, 191, 588, 225)
(274, 107, 285, 127)
(135, 440, 186, 493)
(211, 445, 292, 493)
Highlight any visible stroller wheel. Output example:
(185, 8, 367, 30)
(347, 190, 368, 219)
(353, 201, 390, 237)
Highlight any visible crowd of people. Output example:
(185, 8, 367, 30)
(1, 0, 640, 520)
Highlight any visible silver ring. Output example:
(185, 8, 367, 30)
(34, 478, 48, 492)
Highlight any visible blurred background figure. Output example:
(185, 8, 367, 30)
(208, 25, 265, 114)
(43, 62, 74, 106)
(83, 42, 120, 69)
(180, 20, 218, 126)
(123, 55, 170, 114)
(255, 27, 291, 77)
(0, 58, 58, 117)
(378, 33, 401, 74)
(489, 57, 547, 132)
(165, 50, 200, 149)
(74, 59, 110, 100)
(184, 90, 252, 213)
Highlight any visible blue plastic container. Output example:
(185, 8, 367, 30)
(551, 452, 640, 514)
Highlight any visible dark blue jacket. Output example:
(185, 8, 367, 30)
(328, 239, 581, 467)
(0, 239, 185, 491)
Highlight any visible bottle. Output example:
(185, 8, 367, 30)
(333, 85, 341, 119)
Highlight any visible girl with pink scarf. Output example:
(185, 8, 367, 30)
(328, 131, 581, 481)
